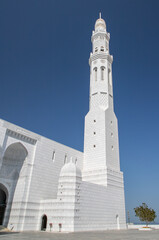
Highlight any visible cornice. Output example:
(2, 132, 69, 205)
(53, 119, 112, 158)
(89, 53, 113, 65)
(6, 129, 37, 145)
(91, 31, 110, 42)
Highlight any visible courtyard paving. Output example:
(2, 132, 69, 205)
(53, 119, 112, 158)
(0, 230, 159, 240)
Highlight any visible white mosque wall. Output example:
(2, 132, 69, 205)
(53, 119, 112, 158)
(33, 173, 126, 232)
(0, 118, 83, 231)
(28, 136, 83, 202)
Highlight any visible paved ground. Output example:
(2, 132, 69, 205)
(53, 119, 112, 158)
(0, 230, 159, 240)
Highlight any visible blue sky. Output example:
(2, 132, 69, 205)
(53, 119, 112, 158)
(0, 0, 159, 224)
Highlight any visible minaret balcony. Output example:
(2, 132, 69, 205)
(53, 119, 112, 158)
(91, 32, 110, 42)
(89, 52, 113, 65)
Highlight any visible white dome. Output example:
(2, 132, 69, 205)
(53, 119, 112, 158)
(60, 162, 81, 177)
(95, 18, 106, 31)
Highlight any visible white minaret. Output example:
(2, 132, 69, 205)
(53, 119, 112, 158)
(89, 13, 113, 110)
(83, 15, 121, 185)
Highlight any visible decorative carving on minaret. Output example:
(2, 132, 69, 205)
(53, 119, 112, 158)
(89, 15, 114, 110)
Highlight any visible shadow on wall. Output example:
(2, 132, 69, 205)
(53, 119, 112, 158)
(0, 184, 8, 225)
(0, 142, 28, 227)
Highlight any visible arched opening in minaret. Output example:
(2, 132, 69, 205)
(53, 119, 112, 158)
(0, 187, 7, 225)
(101, 66, 105, 80)
(108, 68, 112, 86)
(106, 44, 108, 51)
(100, 46, 104, 52)
(93, 67, 97, 81)
(41, 215, 47, 231)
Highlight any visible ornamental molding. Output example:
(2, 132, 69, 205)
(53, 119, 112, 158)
(89, 53, 113, 65)
(6, 129, 37, 145)
(91, 32, 110, 42)
(3, 120, 41, 143)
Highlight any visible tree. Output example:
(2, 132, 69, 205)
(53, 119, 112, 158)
(134, 203, 156, 226)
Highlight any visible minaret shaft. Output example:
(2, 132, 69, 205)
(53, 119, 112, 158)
(83, 17, 120, 184)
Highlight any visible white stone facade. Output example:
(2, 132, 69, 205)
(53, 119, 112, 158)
(0, 16, 126, 232)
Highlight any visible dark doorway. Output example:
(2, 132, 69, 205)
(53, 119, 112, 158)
(41, 215, 47, 231)
(0, 189, 7, 225)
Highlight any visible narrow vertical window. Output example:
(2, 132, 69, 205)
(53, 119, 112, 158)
(106, 42, 108, 51)
(64, 154, 67, 164)
(101, 66, 105, 81)
(93, 67, 97, 82)
(108, 68, 112, 86)
(52, 151, 55, 162)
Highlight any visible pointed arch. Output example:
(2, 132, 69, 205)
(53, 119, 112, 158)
(41, 214, 47, 231)
(93, 67, 97, 82)
(101, 66, 105, 80)
(0, 183, 8, 200)
(108, 68, 112, 86)
(0, 183, 8, 226)
(0, 142, 28, 227)
(1, 142, 28, 180)
(3, 142, 28, 160)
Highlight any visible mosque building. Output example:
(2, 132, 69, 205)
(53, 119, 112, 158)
(0, 15, 126, 232)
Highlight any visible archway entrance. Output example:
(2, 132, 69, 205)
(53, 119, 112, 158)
(0, 189, 7, 225)
(0, 142, 28, 226)
(41, 215, 47, 231)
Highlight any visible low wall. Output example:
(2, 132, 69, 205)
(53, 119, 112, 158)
(127, 224, 159, 229)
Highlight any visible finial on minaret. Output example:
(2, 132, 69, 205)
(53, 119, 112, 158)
(99, 12, 101, 19)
